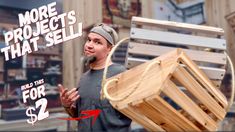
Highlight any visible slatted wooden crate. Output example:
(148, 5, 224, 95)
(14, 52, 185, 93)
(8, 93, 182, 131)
(104, 49, 228, 131)
(127, 16, 227, 88)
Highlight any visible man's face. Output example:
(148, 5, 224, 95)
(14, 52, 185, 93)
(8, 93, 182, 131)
(84, 32, 112, 61)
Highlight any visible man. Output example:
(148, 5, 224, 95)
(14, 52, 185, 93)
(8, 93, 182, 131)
(58, 23, 132, 131)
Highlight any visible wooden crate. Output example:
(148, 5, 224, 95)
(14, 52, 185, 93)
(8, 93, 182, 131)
(127, 16, 227, 88)
(104, 49, 228, 131)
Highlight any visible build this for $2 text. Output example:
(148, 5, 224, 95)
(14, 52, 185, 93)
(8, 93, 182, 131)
(21, 79, 49, 125)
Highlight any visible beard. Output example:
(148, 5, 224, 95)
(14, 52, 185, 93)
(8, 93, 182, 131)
(84, 56, 97, 67)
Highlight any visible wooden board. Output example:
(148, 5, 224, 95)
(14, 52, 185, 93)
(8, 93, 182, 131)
(127, 57, 226, 80)
(130, 28, 226, 50)
(120, 107, 165, 131)
(134, 102, 183, 131)
(128, 42, 226, 65)
(179, 52, 228, 108)
(173, 66, 226, 120)
(163, 80, 217, 131)
(131, 16, 225, 36)
(146, 95, 201, 131)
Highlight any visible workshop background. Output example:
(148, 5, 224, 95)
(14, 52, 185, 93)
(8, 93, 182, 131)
(0, 0, 235, 131)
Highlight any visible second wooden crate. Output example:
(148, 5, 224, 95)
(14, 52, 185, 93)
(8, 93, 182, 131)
(104, 49, 228, 131)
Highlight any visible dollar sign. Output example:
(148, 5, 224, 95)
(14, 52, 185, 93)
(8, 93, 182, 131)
(26, 106, 38, 125)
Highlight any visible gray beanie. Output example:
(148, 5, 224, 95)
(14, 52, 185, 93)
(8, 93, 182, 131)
(90, 24, 118, 46)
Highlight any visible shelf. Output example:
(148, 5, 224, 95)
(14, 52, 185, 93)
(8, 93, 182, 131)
(8, 79, 27, 81)
(31, 51, 60, 56)
(45, 91, 59, 96)
(47, 59, 62, 62)
(226, 112, 235, 117)
(26, 67, 45, 70)
(0, 113, 68, 131)
(0, 41, 6, 48)
(6, 80, 27, 84)
(0, 96, 21, 103)
(48, 107, 64, 113)
(43, 73, 62, 76)
(0, 92, 60, 104)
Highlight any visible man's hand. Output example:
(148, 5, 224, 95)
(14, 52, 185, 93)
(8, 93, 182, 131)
(58, 84, 80, 108)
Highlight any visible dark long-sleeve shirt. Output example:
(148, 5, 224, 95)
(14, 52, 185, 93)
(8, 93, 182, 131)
(76, 63, 132, 131)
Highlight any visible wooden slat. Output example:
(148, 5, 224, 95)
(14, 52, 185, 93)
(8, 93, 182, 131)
(127, 57, 226, 80)
(134, 102, 184, 131)
(120, 107, 165, 131)
(173, 66, 226, 120)
(146, 95, 201, 131)
(179, 52, 228, 108)
(128, 42, 226, 65)
(127, 57, 146, 68)
(212, 80, 222, 88)
(170, 80, 222, 89)
(196, 66, 225, 80)
(163, 80, 217, 131)
(131, 16, 225, 36)
(131, 28, 226, 50)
